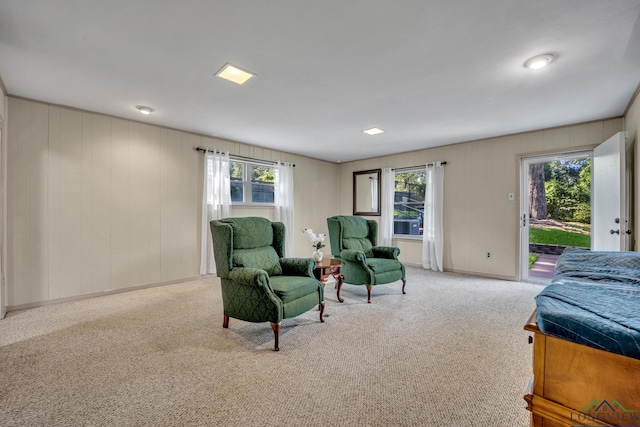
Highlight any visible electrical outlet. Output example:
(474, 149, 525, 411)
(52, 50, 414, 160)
(487, 252, 491, 258)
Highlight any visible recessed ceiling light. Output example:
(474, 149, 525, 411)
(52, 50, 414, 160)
(524, 53, 555, 70)
(363, 127, 384, 135)
(215, 62, 256, 85)
(135, 105, 155, 114)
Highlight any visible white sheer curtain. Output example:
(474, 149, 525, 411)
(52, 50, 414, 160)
(380, 167, 394, 246)
(422, 162, 444, 272)
(200, 150, 231, 275)
(274, 161, 295, 255)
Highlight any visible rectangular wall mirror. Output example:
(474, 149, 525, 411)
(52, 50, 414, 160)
(353, 169, 381, 216)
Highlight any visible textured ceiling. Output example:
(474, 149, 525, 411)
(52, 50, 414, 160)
(1, 0, 639, 162)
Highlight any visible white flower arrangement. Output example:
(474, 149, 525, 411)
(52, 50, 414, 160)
(302, 228, 326, 250)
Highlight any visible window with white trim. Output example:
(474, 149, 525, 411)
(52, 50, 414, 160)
(230, 160, 275, 204)
(393, 168, 426, 236)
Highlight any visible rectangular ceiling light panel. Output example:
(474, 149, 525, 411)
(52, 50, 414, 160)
(363, 127, 384, 135)
(215, 63, 255, 85)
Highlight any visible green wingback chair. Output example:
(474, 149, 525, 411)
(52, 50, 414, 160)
(327, 215, 406, 303)
(210, 217, 325, 351)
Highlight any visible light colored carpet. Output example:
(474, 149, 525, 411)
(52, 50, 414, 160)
(0, 267, 543, 426)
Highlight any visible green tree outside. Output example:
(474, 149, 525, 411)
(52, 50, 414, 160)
(394, 171, 426, 219)
(544, 159, 591, 223)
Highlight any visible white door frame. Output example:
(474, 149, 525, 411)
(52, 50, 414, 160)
(519, 151, 591, 282)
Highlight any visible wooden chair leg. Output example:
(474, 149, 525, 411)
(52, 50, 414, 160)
(319, 302, 325, 322)
(336, 274, 344, 303)
(402, 279, 406, 294)
(270, 322, 281, 351)
(223, 315, 229, 328)
(366, 285, 372, 303)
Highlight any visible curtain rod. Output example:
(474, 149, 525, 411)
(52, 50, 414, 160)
(393, 161, 447, 172)
(194, 147, 295, 167)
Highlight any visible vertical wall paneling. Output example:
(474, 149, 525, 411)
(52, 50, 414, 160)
(147, 125, 162, 285)
(6, 100, 14, 304)
(81, 112, 93, 295)
(47, 106, 61, 298)
(0, 104, 11, 309)
(0, 113, 3, 317)
(28, 103, 49, 300)
(127, 122, 147, 287)
(177, 132, 190, 278)
(5, 98, 340, 306)
(90, 114, 111, 293)
(185, 134, 200, 276)
(160, 129, 179, 281)
(587, 121, 604, 146)
(569, 124, 589, 147)
(462, 145, 487, 271)
(59, 108, 83, 297)
(110, 118, 130, 289)
(603, 119, 620, 140)
(159, 128, 169, 281)
(484, 141, 504, 275)
(177, 133, 188, 278)
(252, 147, 262, 161)
(29, 102, 49, 302)
(237, 142, 250, 158)
(7, 99, 31, 305)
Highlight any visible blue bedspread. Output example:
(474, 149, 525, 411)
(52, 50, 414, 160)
(535, 250, 640, 359)
(553, 249, 640, 285)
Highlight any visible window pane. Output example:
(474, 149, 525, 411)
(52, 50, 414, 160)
(251, 165, 275, 203)
(230, 162, 243, 181)
(230, 162, 244, 202)
(252, 183, 274, 203)
(230, 182, 244, 202)
(227, 161, 276, 205)
(251, 165, 275, 183)
(394, 171, 426, 235)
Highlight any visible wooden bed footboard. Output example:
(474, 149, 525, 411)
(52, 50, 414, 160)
(524, 310, 640, 427)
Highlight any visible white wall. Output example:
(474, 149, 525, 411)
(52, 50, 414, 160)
(0, 87, 6, 318)
(6, 97, 338, 308)
(337, 118, 624, 280)
(625, 89, 640, 250)
(5, 95, 632, 307)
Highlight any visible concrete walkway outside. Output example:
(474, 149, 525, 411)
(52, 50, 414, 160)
(528, 254, 559, 280)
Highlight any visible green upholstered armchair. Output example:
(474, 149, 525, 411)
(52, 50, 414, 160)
(210, 217, 325, 351)
(326, 215, 406, 303)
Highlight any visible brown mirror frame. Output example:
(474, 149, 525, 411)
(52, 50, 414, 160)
(353, 169, 381, 216)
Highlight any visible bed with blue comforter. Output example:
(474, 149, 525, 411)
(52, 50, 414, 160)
(535, 249, 640, 359)
(525, 249, 640, 426)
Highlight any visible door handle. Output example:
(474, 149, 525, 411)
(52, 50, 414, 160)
(610, 229, 620, 235)
(626, 230, 632, 235)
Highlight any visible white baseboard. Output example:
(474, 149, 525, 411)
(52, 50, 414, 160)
(448, 268, 517, 282)
(5, 275, 217, 313)
(404, 262, 517, 281)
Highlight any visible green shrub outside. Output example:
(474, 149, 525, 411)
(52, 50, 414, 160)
(394, 210, 421, 219)
(528, 254, 539, 269)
